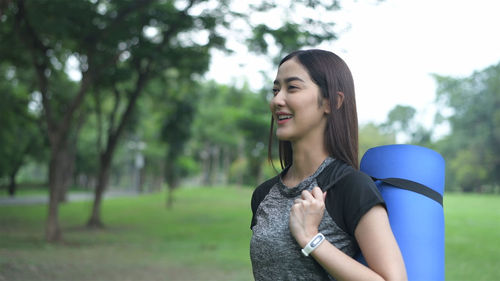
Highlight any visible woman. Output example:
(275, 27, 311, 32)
(250, 49, 407, 280)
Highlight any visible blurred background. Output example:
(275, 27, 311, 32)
(1, 0, 499, 280)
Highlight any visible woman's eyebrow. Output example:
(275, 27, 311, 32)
(274, 76, 305, 85)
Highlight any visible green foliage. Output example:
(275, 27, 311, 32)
(246, 0, 338, 62)
(381, 104, 433, 146)
(0, 64, 47, 190)
(434, 62, 500, 192)
(160, 84, 197, 188)
(228, 158, 249, 185)
(0, 0, 352, 194)
(385, 105, 416, 130)
(176, 155, 201, 177)
(359, 122, 395, 159)
(190, 82, 271, 186)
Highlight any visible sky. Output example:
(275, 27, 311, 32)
(206, 0, 500, 135)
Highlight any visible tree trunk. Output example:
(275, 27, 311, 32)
(46, 146, 69, 242)
(87, 153, 111, 228)
(211, 146, 220, 185)
(8, 171, 17, 197)
(166, 184, 175, 209)
(222, 147, 231, 186)
(201, 143, 211, 185)
(87, 68, 148, 228)
(165, 169, 179, 209)
(249, 156, 262, 187)
(57, 148, 76, 203)
(165, 151, 178, 208)
(138, 165, 145, 193)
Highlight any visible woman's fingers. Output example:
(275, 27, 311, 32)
(295, 188, 325, 212)
(301, 187, 325, 202)
(311, 186, 324, 199)
(301, 187, 324, 200)
(293, 198, 304, 205)
(289, 187, 326, 245)
(301, 189, 314, 200)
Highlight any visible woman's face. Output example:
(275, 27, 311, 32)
(270, 58, 330, 143)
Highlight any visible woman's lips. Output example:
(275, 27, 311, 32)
(276, 112, 293, 125)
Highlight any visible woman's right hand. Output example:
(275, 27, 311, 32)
(289, 186, 327, 247)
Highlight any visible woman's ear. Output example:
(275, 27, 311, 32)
(323, 97, 331, 114)
(336, 91, 345, 109)
(323, 92, 344, 114)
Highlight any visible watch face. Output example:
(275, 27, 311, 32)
(310, 235, 324, 247)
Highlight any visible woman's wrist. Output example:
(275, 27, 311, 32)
(296, 231, 319, 248)
(301, 233, 326, 256)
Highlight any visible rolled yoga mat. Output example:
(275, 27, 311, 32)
(358, 144, 445, 281)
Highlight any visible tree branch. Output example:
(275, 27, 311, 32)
(108, 83, 122, 137)
(84, 0, 156, 47)
(13, 0, 55, 140)
(104, 59, 151, 159)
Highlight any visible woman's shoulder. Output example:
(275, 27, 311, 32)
(327, 168, 383, 211)
(336, 169, 375, 187)
(251, 175, 280, 206)
(254, 175, 280, 192)
(326, 169, 385, 236)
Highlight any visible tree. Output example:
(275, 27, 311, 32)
(236, 87, 272, 186)
(0, 65, 47, 196)
(84, 0, 231, 227)
(190, 82, 244, 186)
(1, 0, 132, 241)
(358, 122, 395, 160)
(1, 0, 222, 239)
(382, 105, 416, 143)
(382, 104, 433, 146)
(1, 0, 354, 239)
(245, 0, 339, 62)
(158, 76, 198, 208)
(385, 105, 416, 131)
(434, 62, 500, 192)
(188, 81, 271, 187)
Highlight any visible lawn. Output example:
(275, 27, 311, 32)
(0, 187, 499, 281)
(444, 193, 500, 280)
(0, 187, 254, 281)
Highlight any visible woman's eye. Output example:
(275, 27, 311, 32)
(272, 88, 279, 95)
(288, 85, 298, 91)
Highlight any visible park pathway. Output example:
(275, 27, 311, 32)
(0, 190, 139, 206)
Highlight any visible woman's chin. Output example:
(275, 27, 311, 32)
(276, 132, 293, 141)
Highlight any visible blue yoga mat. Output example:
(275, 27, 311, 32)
(359, 144, 445, 281)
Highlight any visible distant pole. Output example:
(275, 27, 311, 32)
(128, 139, 146, 192)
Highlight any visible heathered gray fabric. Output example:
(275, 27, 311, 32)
(250, 158, 358, 281)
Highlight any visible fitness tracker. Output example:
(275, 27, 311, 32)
(301, 233, 325, 257)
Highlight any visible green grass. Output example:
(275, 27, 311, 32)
(0, 187, 255, 281)
(1, 187, 48, 197)
(444, 193, 500, 281)
(0, 185, 94, 197)
(0, 188, 499, 281)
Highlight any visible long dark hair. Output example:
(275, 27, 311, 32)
(268, 49, 359, 170)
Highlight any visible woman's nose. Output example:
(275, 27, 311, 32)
(271, 90, 286, 107)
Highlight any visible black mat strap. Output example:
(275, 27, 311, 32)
(374, 177, 443, 206)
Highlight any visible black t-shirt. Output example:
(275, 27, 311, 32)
(250, 157, 385, 281)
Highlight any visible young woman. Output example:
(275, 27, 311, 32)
(250, 49, 407, 281)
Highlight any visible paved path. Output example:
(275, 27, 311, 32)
(0, 191, 139, 206)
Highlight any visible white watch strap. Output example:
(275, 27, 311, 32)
(301, 233, 325, 257)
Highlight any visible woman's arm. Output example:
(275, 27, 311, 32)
(290, 187, 407, 281)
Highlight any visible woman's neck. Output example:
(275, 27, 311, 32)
(284, 141, 329, 187)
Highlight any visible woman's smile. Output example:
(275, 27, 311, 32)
(276, 111, 294, 125)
